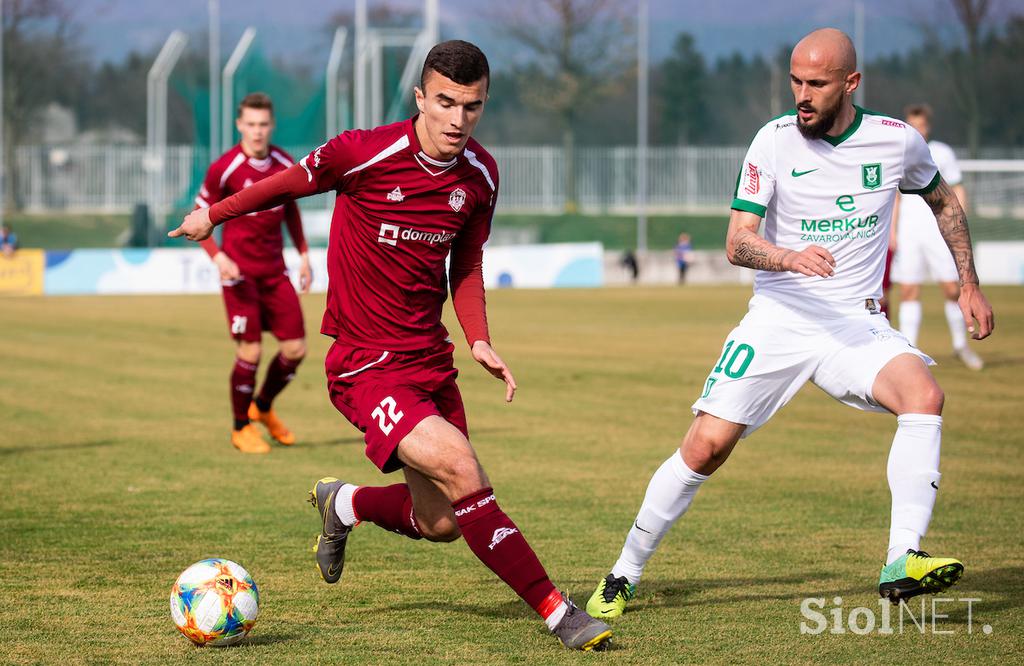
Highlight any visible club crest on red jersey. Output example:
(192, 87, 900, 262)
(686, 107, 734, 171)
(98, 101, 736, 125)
(448, 188, 467, 212)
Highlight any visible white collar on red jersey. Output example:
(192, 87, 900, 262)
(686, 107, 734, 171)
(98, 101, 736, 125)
(414, 151, 459, 177)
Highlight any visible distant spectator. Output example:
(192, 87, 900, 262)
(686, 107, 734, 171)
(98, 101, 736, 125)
(674, 232, 693, 284)
(621, 249, 639, 283)
(1, 223, 17, 257)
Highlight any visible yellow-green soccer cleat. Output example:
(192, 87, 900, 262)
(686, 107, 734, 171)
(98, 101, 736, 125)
(586, 574, 637, 619)
(308, 477, 353, 584)
(878, 549, 964, 604)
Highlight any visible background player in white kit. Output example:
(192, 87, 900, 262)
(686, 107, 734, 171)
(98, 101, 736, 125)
(586, 28, 994, 619)
(891, 104, 983, 370)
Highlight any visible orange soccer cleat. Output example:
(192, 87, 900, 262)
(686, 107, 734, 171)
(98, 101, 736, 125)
(231, 423, 271, 454)
(248, 402, 296, 446)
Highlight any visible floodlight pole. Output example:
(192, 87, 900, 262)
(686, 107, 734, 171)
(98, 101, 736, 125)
(354, 0, 368, 129)
(146, 30, 188, 239)
(854, 0, 865, 106)
(222, 27, 256, 154)
(636, 0, 649, 254)
(326, 27, 349, 139)
(0, 0, 5, 225)
(371, 33, 384, 128)
(385, 0, 440, 123)
(209, 0, 220, 161)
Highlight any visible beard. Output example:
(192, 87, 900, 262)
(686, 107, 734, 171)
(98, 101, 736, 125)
(797, 96, 843, 140)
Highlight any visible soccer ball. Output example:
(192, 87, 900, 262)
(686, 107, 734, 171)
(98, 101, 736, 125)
(169, 558, 260, 646)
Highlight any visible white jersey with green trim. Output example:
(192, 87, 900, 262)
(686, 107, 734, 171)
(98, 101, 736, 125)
(732, 106, 940, 317)
(898, 140, 961, 232)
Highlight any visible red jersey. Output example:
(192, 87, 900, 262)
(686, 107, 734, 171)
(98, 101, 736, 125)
(195, 144, 308, 278)
(300, 117, 496, 351)
(207, 116, 495, 352)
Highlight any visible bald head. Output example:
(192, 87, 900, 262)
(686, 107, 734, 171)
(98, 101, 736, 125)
(792, 28, 857, 75)
(789, 28, 860, 140)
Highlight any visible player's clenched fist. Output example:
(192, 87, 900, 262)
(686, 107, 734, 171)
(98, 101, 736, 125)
(783, 244, 836, 278)
(168, 207, 215, 242)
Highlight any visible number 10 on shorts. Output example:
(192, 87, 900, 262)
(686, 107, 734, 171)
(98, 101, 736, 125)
(702, 340, 755, 398)
(372, 396, 404, 436)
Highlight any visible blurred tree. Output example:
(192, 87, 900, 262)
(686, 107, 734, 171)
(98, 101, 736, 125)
(657, 33, 708, 145)
(948, 0, 992, 157)
(3, 0, 86, 209)
(490, 0, 634, 213)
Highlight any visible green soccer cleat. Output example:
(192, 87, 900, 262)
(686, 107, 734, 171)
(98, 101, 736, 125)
(586, 573, 637, 619)
(878, 549, 964, 604)
(308, 477, 354, 584)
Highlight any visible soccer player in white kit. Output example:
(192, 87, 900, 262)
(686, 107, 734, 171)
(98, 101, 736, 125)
(891, 104, 983, 370)
(586, 28, 995, 619)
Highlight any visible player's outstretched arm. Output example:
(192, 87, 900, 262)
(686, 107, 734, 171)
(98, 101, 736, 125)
(725, 209, 835, 277)
(169, 165, 318, 241)
(922, 178, 994, 339)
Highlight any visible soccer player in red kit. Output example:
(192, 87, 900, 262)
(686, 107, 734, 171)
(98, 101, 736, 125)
(194, 93, 312, 454)
(171, 41, 613, 651)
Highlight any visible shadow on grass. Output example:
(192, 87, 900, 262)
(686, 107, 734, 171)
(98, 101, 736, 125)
(968, 354, 1024, 369)
(948, 565, 1023, 615)
(0, 438, 119, 456)
(636, 572, 865, 611)
(294, 436, 364, 449)
(242, 630, 303, 646)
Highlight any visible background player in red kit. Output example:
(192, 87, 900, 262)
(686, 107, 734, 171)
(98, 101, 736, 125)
(194, 93, 312, 454)
(171, 41, 613, 651)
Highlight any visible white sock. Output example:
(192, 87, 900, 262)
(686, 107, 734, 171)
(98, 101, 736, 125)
(333, 483, 359, 527)
(543, 601, 568, 630)
(611, 452, 709, 585)
(944, 300, 967, 351)
(899, 300, 922, 347)
(886, 414, 942, 565)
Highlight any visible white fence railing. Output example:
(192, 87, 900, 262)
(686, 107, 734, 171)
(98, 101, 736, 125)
(12, 144, 1024, 217)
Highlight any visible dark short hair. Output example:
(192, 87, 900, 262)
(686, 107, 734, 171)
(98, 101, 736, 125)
(420, 40, 489, 92)
(237, 92, 274, 118)
(904, 104, 933, 121)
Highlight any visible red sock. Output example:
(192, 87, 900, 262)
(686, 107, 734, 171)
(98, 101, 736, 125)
(256, 353, 302, 409)
(352, 484, 422, 540)
(230, 358, 257, 427)
(452, 487, 559, 617)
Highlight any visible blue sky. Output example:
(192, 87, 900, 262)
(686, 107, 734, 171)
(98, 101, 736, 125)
(79, 0, 983, 67)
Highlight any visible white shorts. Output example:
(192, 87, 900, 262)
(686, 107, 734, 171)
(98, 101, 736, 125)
(891, 217, 958, 284)
(691, 295, 934, 437)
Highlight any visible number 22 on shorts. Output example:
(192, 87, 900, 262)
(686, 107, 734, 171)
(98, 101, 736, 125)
(372, 396, 404, 436)
(702, 340, 756, 398)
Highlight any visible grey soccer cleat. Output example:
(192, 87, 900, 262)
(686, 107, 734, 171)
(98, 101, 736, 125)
(308, 477, 353, 584)
(551, 594, 613, 651)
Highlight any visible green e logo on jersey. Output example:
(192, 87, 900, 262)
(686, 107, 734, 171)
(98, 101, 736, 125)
(862, 163, 882, 190)
(835, 195, 856, 212)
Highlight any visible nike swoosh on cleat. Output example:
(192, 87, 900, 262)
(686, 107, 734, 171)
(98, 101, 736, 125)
(791, 168, 819, 177)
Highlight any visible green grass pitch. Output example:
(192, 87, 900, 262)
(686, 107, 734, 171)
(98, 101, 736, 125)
(1, 286, 1021, 664)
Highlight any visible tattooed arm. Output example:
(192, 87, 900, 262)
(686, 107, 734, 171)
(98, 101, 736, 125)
(726, 209, 835, 277)
(921, 177, 994, 338)
(922, 178, 977, 285)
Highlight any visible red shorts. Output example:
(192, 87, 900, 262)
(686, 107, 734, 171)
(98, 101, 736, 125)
(325, 340, 468, 473)
(221, 272, 305, 343)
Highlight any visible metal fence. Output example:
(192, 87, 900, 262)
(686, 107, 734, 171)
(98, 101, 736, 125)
(12, 143, 1024, 217)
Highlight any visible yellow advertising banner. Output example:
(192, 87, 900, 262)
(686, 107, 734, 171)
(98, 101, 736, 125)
(0, 249, 44, 296)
